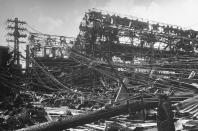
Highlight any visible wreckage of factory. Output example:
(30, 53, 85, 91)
(1, 8, 198, 131)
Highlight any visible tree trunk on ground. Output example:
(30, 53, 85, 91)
(17, 100, 156, 131)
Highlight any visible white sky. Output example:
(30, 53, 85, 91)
(104, 0, 198, 28)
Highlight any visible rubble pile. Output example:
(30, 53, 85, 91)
(2, 8, 198, 130)
(0, 47, 48, 130)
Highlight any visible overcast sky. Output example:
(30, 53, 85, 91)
(1, 0, 198, 46)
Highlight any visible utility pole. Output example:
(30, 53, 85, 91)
(7, 18, 27, 66)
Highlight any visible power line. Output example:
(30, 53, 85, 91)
(6, 17, 27, 66)
(26, 24, 43, 34)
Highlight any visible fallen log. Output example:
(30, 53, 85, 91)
(17, 100, 157, 131)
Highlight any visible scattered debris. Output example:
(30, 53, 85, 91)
(2, 8, 198, 131)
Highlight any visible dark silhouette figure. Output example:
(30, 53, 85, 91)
(157, 94, 175, 131)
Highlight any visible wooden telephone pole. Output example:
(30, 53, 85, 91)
(7, 18, 27, 66)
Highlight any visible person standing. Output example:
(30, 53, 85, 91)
(157, 94, 175, 131)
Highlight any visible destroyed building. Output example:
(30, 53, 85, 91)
(1, 8, 198, 130)
(29, 9, 198, 97)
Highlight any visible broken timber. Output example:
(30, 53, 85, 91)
(17, 100, 156, 131)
